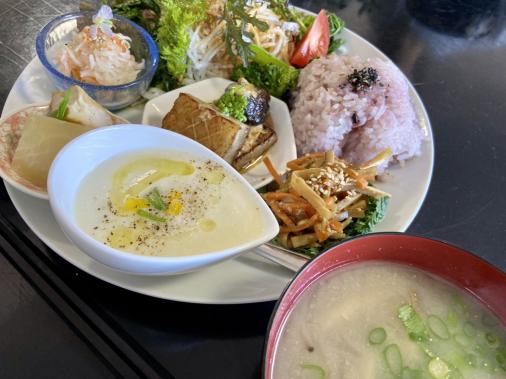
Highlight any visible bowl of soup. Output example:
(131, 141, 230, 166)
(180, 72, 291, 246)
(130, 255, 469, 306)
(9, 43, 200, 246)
(47, 125, 279, 275)
(264, 234, 506, 379)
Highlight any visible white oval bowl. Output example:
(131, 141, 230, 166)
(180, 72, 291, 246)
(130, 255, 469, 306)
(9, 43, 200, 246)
(47, 125, 279, 275)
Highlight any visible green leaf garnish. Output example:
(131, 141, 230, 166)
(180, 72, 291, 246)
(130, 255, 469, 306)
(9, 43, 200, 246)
(55, 88, 72, 120)
(327, 11, 345, 54)
(398, 304, 429, 342)
(368, 327, 387, 345)
(383, 344, 403, 377)
(146, 188, 167, 211)
(223, 0, 269, 67)
(344, 195, 389, 237)
(136, 209, 166, 223)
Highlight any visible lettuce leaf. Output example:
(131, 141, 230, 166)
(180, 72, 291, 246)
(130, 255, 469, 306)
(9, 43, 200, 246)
(156, 0, 207, 88)
(107, 0, 206, 90)
(106, 0, 161, 36)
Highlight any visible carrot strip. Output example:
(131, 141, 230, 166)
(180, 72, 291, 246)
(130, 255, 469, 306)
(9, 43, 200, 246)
(286, 153, 324, 170)
(324, 197, 337, 211)
(279, 202, 317, 218)
(269, 201, 295, 227)
(362, 174, 376, 182)
(329, 219, 343, 233)
(345, 168, 368, 189)
(281, 214, 318, 233)
(264, 192, 302, 202)
(263, 157, 282, 186)
(287, 153, 325, 166)
(289, 188, 302, 198)
(286, 163, 305, 171)
(314, 228, 329, 243)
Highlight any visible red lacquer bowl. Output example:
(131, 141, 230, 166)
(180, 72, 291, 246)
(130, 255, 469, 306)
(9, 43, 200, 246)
(263, 233, 506, 378)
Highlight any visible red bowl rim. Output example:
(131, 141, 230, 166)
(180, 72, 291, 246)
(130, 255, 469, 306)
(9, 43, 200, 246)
(262, 232, 506, 379)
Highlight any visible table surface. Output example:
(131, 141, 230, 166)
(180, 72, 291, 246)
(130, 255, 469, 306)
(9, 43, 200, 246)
(0, 0, 505, 377)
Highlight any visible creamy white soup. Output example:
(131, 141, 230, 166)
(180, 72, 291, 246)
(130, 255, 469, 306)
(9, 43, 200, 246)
(273, 262, 506, 379)
(75, 150, 265, 256)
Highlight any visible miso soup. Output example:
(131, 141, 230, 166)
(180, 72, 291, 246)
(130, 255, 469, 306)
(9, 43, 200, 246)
(273, 263, 506, 379)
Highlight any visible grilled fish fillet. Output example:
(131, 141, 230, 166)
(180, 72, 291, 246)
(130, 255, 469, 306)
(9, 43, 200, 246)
(162, 93, 250, 163)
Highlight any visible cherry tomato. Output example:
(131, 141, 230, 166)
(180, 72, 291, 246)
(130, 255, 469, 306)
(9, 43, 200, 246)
(290, 10, 330, 68)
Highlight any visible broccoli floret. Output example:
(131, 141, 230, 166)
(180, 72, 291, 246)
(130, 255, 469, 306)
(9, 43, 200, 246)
(216, 79, 270, 124)
(231, 45, 299, 98)
(215, 86, 248, 123)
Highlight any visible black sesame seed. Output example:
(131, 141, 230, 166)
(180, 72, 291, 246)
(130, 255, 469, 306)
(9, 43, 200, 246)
(347, 67, 379, 92)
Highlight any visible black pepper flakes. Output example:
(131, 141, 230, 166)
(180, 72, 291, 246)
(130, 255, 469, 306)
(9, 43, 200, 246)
(347, 67, 379, 92)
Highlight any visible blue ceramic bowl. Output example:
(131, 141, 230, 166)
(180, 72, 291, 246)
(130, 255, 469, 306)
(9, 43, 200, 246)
(36, 11, 159, 110)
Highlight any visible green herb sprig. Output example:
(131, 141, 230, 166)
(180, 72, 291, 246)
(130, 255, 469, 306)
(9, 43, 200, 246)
(136, 209, 166, 223)
(49, 88, 72, 120)
(327, 11, 345, 53)
(146, 188, 167, 211)
(223, 0, 269, 67)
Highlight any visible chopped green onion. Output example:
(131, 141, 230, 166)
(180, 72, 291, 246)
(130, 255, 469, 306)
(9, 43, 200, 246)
(447, 351, 472, 372)
(466, 353, 478, 368)
(420, 344, 437, 359)
(383, 344, 403, 377)
(398, 304, 429, 342)
(446, 310, 460, 331)
(454, 333, 472, 347)
(136, 209, 166, 223)
(55, 88, 72, 120)
(482, 312, 499, 327)
(452, 295, 469, 317)
(368, 327, 387, 345)
(473, 343, 490, 360)
(462, 321, 476, 338)
(497, 348, 506, 371)
(428, 315, 450, 340)
(428, 358, 449, 379)
(401, 367, 425, 379)
(485, 332, 500, 348)
(300, 363, 325, 379)
(147, 188, 167, 211)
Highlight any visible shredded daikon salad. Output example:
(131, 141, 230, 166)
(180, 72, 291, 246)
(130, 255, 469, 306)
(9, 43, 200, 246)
(185, 0, 299, 83)
(52, 5, 145, 86)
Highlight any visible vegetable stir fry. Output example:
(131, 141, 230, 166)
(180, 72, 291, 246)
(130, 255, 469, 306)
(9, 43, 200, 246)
(263, 150, 391, 256)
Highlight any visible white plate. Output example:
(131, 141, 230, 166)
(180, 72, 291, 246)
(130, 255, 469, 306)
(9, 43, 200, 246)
(142, 77, 297, 189)
(2, 27, 433, 304)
